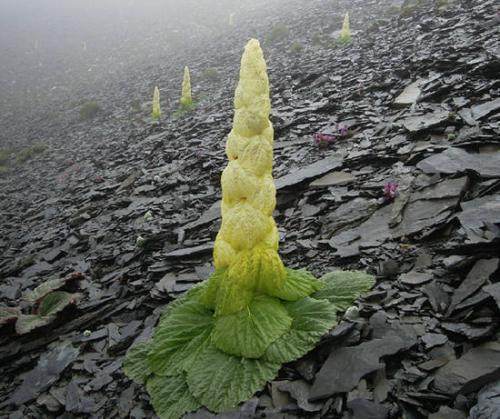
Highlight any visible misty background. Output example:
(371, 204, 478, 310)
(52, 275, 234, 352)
(0, 0, 293, 145)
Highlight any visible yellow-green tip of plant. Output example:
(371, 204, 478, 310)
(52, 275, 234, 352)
(152, 86, 161, 120)
(180, 66, 193, 107)
(339, 12, 351, 43)
(210, 38, 284, 316)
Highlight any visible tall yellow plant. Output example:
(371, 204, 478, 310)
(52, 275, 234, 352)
(152, 86, 161, 120)
(123, 39, 374, 419)
(180, 66, 192, 107)
(339, 12, 351, 43)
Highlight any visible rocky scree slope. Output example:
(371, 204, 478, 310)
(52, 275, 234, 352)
(0, 0, 500, 418)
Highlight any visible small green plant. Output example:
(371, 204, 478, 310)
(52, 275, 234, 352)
(173, 101, 197, 119)
(130, 99, 142, 113)
(79, 101, 101, 121)
(16, 143, 47, 163)
(202, 67, 219, 81)
(266, 23, 289, 43)
(0, 149, 11, 167)
(290, 41, 304, 54)
(123, 38, 374, 419)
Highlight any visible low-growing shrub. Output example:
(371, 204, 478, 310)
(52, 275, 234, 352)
(16, 143, 47, 163)
(290, 41, 304, 54)
(79, 101, 101, 121)
(266, 23, 289, 43)
(202, 67, 219, 81)
(312, 32, 325, 46)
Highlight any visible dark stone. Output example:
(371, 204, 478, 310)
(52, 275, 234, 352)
(469, 380, 500, 419)
(484, 283, 500, 309)
(164, 243, 214, 258)
(10, 342, 79, 405)
(417, 147, 500, 178)
(402, 109, 450, 132)
(433, 342, 500, 395)
(275, 155, 344, 190)
(448, 259, 499, 314)
(311, 315, 416, 400)
(471, 98, 500, 120)
(346, 398, 390, 419)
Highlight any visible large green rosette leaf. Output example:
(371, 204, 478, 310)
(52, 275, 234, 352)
(313, 270, 375, 310)
(146, 374, 201, 419)
(212, 295, 292, 358)
(264, 296, 337, 364)
(186, 343, 281, 412)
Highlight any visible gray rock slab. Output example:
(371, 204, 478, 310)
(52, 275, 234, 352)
(394, 80, 422, 107)
(433, 341, 500, 395)
(309, 171, 355, 188)
(402, 109, 450, 132)
(457, 194, 500, 243)
(417, 147, 500, 178)
(471, 97, 500, 120)
(448, 258, 499, 314)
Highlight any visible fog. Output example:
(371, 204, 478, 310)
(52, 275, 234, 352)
(0, 0, 286, 91)
(0, 0, 294, 144)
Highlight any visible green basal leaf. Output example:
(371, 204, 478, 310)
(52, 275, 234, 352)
(123, 342, 152, 385)
(23, 277, 67, 303)
(38, 291, 80, 317)
(148, 297, 214, 376)
(15, 314, 54, 335)
(0, 306, 20, 325)
(186, 343, 281, 413)
(199, 268, 226, 309)
(146, 374, 201, 419)
(212, 295, 292, 358)
(267, 268, 324, 301)
(263, 297, 337, 364)
(313, 270, 375, 311)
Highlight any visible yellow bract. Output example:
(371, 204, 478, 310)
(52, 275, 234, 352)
(212, 39, 285, 315)
(340, 12, 351, 42)
(180, 66, 192, 107)
(152, 86, 161, 120)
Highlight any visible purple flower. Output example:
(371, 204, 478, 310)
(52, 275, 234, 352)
(313, 132, 337, 147)
(338, 123, 348, 137)
(383, 182, 399, 202)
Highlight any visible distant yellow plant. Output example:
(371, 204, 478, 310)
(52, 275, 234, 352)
(152, 86, 161, 120)
(339, 12, 351, 43)
(180, 66, 192, 107)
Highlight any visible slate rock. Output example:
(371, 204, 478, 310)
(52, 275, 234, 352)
(417, 147, 500, 178)
(275, 155, 344, 190)
(428, 406, 466, 419)
(448, 258, 499, 314)
(471, 97, 500, 120)
(433, 341, 500, 395)
(275, 380, 322, 412)
(484, 283, 500, 309)
(399, 270, 433, 286)
(311, 315, 416, 400)
(457, 195, 500, 243)
(164, 243, 214, 259)
(346, 398, 390, 419)
(309, 171, 355, 188)
(394, 80, 422, 107)
(469, 380, 500, 419)
(11, 342, 79, 405)
(402, 109, 450, 132)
